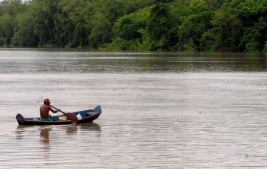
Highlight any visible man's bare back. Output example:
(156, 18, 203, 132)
(40, 104, 58, 118)
(40, 105, 51, 118)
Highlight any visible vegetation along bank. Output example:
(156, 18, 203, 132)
(0, 0, 266, 52)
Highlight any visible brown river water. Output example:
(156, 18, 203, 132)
(0, 49, 267, 168)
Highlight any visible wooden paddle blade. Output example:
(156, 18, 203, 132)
(65, 113, 78, 122)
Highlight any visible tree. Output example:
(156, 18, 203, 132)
(0, 0, 265, 52)
(13, 12, 38, 46)
(147, 3, 172, 50)
(113, 15, 143, 41)
(54, 0, 91, 47)
(178, 0, 213, 51)
(0, 14, 14, 46)
(31, 0, 58, 47)
(238, 0, 267, 51)
(89, 12, 112, 48)
(210, 2, 243, 52)
(111, 7, 151, 50)
(0, 0, 25, 46)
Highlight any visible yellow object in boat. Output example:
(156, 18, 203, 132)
(58, 115, 66, 121)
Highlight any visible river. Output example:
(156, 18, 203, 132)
(0, 49, 267, 168)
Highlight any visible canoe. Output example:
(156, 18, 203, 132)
(16, 105, 102, 125)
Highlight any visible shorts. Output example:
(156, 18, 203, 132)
(40, 117, 52, 121)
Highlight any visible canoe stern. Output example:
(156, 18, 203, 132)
(16, 114, 25, 125)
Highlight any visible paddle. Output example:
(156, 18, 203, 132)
(50, 105, 78, 123)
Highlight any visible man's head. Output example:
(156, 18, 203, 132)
(44, 98, 50, 105)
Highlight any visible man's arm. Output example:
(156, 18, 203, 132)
(49, 107, 60, 113)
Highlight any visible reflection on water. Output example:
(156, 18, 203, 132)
(66, 125, 77, 134)
(78, 122, 101, 131)
(1, 50, 267, 168)
(5, 123, 102, 169)
(39, 127, 51, 153)
(0, 50, 266, 73)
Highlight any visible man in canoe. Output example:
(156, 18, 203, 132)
(40, 98, 60, 121)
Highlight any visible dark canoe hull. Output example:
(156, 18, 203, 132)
(16, 105, 102, 126)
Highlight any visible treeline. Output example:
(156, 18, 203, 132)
(0, 0, 266, 52)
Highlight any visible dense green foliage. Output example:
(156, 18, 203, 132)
(0, 0, 266, 52)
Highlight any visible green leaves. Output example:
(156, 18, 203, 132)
(178, 0, 213, 51)
(147, 3, 173, 50)
(0, 0, 265, 52)
(238, 0, 267, 17)
(236, 0, 267, 52)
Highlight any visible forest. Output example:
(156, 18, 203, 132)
(0, 0, 266, 52)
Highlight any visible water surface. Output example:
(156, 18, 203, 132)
(0, 49, 267, 168)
